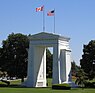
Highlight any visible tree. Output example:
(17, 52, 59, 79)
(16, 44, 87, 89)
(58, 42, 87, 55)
(46, 49, 53, 78)
(1, 33, 29, 82)
(0, 48, 3, 69)
(75, 69, 87, 88)
(80, 40, 95, 80)
(71, 61, 81, 77)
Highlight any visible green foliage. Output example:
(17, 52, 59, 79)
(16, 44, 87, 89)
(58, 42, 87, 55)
(71, 61, 81, 76)
(0, 80, 10, 86)
(75, 69, 87, 88)
(0, 33, 29, 82)
(0, 48, 3, 69)
(47, 78, 52, 87)
(46, 49, 53, 78)
(52, 83, 71, 90)
(84, 82, 95, 88)
(0, 71, 8, 78)
(80, 40, 95, 80)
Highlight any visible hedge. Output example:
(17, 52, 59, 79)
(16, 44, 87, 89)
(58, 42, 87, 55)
(52, 83, 71, 90)
(84, 82, 95, 88)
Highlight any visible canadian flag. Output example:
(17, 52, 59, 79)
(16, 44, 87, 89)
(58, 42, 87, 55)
(36, 6, 44, 12)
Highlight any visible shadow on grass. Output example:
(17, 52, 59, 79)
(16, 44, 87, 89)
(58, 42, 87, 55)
(0, 84, 53, 89)
(0, 84, 27, 88)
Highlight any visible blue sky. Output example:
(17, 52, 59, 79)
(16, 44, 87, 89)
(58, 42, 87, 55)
(0, 0, 95, 65)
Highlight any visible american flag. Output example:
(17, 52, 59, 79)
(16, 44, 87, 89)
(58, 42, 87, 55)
(47, 10, 55, 16)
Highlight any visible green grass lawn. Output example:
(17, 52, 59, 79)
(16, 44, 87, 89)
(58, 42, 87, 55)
(0, 88, 95, 93)
(0, 78, 95, 93)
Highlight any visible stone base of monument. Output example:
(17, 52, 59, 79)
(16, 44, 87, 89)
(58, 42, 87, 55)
(21, 80, 47, 87)
(21, 80, 33, 87)
(22, 80, 79, 88)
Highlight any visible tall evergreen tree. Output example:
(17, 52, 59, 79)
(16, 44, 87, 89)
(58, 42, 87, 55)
(80, 40, 95, 80)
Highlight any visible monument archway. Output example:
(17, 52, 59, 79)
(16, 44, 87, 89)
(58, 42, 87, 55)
(23, 32, 71, 87)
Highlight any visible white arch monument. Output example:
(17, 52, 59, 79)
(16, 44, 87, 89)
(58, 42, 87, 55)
(23, 32, 72, 87)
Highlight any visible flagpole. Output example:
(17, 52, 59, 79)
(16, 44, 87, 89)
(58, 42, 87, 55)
(43, 6, 45, 32)
(54, 9, 55, 33)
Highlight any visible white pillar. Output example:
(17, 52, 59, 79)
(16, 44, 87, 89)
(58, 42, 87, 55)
(34, 46, 46, 87)
(60, 49, 71, 83)
(22, 43, 35, 87)
(52, 45, 61, 84)
(65, 50, 71, 83)
(23, 45, 46, 87)
(60, 50, 66, 83)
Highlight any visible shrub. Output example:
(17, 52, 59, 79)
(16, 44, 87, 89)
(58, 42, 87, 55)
(52, 83, 71, 90)
(84, 82, 95, 88)
(1, 80, 10, 86)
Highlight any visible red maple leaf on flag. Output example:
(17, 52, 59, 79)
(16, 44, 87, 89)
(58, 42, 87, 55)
(36, 6, 44, 12)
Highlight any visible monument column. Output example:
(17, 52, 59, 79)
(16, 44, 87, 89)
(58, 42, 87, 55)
(23, 42, 35, 87)
(33, 46, 46, 87)
(60, 49, 71, 83)
(52, 44, 61, 84)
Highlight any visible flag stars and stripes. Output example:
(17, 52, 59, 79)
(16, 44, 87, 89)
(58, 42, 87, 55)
(47, 10, 55, 16)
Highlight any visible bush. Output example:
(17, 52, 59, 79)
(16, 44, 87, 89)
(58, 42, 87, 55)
(52, 83, 71, 90)
(0, 80, 10, 86)
(84, 82, 95, 88)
